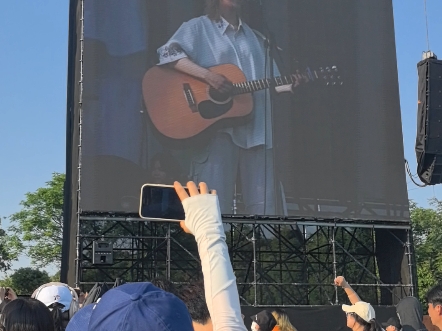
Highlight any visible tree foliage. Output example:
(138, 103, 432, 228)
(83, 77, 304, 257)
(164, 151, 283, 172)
(7, 173, 65, 268)
(410, 199, 442, 307)
(8, 267, 50, 295)
(0, 222, 13, 272)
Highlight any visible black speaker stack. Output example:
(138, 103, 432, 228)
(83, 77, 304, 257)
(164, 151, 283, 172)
(415, 55, 442, 185)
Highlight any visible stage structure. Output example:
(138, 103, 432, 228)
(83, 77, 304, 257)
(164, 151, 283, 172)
(76, 214, 413, 306)
(62, 0, 414, 307)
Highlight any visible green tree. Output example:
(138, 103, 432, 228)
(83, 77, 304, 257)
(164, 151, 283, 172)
(7, 173, 65, 269)
(0, 277, 13, 288)
(8, 267, 51, 295)
(410, 199, 442, 307)
(0, 219, 13, 272)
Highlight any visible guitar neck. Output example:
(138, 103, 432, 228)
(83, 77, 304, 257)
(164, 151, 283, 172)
(232, 75, 295, 95)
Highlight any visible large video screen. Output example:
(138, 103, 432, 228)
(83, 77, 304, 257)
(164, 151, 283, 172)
(78, 0, 409, 220)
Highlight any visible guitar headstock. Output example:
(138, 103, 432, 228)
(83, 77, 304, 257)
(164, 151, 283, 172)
(306, 66, 343, 86)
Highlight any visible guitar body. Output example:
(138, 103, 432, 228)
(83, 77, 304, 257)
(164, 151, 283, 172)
(142, 64, 253, 140)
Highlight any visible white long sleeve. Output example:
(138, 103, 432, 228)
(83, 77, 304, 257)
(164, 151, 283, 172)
(182, 194, 246, 331)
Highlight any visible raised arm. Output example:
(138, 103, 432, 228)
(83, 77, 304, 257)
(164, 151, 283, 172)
(334, 276, 361, 304)
(175, 181, 246, 331)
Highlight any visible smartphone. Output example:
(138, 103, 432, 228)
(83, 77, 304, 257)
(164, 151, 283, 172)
(139, 184, 185, 221)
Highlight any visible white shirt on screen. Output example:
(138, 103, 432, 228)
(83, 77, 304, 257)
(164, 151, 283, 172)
(157, 15, 279, 149)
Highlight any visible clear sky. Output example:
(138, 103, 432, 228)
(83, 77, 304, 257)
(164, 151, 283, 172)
(0, 0, 441, 271)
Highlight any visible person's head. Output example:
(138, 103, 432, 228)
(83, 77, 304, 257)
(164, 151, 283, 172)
(150, 277, 177, 294)
(32, 283, 77, 314)
(396, 296, 426, 331)
(426, 284, 442, 328)
(175, 281, 211, 331)
(271, 309, 297, 331)
(251, 310, 277, 331)
(0, 298, 55, 331)
(342, 301, 376, 331)
(205, 0, 243, 20)
(32, 283, 79, 331)
(65, 282, 193, 331)
(382, 316, 401, 331)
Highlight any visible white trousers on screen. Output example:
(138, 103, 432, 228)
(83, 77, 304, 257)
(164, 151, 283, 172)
(190, 133, 275, 215)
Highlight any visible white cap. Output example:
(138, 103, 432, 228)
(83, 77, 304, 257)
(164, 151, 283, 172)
(35, 285, 73, 312)
(342, 301, 376, 323)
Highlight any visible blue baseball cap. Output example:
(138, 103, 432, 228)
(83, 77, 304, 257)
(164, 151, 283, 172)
(66, 282, 193, 331)
(66, 303, 94, 331)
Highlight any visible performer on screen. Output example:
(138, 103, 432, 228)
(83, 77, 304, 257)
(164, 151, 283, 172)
(157, 0, 299, 215)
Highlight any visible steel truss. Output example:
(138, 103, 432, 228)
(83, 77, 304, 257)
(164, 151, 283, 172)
(77, 214, 414, 306)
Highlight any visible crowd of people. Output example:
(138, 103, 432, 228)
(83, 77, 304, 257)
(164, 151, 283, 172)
(1, 181, 442, 331)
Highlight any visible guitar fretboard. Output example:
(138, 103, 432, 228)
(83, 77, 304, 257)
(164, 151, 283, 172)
(232, 75, 296, 95)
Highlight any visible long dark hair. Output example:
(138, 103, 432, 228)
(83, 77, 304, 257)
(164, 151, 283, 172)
(353, 314, 377, 331)
(48, 303, 65, 331)
(0, 298, 55, 331)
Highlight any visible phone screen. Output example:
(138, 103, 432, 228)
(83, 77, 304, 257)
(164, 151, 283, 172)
(139, 185, 185, 221)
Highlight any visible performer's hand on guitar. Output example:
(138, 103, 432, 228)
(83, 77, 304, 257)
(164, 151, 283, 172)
(292, 71, 308, 88)
(204, 71, 233, 94)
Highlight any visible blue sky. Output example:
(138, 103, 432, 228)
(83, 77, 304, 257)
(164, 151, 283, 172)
(0, 0, 441, 271)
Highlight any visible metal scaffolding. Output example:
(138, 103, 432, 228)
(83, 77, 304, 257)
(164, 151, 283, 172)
(77, 214, 414, 306)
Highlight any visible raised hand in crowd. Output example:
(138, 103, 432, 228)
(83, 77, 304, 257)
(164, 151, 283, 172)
(0, 287, 17, 312)
(174, 181, 247, 331)
(334, 276, 349, 288)
(63, 181, 245, 331)
(0, 287, 17, 302)
(334, 276, 361, 304)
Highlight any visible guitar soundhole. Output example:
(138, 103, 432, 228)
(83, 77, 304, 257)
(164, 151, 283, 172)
(208, 87, 231, 104)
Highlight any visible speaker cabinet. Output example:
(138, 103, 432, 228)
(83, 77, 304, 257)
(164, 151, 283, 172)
(416, 58, 442, 184)
(92, 239, 114, 265)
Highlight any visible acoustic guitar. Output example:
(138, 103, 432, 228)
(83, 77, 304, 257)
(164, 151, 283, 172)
(142, 63, 341, 140)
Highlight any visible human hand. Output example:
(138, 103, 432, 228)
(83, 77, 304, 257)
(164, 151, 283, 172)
(334, 276, 348, 288)
(6, 287, 17, 301)
(0, 287, 17, 303)
(291, 71, 308, 89)
(204, 71, 233, 93)
(6, 288, 17, 301)
(174, 181, 216, 234)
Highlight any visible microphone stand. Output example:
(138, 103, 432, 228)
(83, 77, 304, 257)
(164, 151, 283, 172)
(257, 0, 280, 214)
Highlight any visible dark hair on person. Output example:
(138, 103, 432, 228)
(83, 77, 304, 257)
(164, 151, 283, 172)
(175, 280, 210, 325)
(48, 303, 65, 331)
(204, 0, 242, 21)
(150, 277, 177, 294)
(0, 298, 55, 331)
(352, 313, 376, 331)
(426, 283, 442, 306)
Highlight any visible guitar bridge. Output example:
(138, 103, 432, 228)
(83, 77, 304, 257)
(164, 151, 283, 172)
(183, 83, 198, 113)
